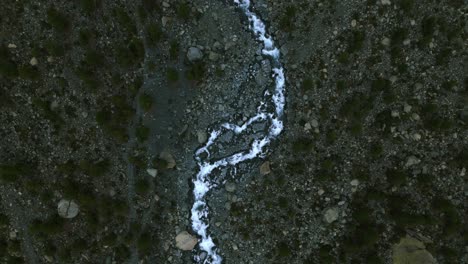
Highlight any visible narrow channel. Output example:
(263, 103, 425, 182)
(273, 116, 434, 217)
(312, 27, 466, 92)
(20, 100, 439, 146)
(190, 1, 286, 263)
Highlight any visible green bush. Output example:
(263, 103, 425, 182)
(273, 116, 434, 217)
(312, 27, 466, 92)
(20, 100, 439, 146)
(167, 67, 179, 83)
(79, 159, 110, 177)
(147, 23, 163, 45)
(19, 65, 40, 80)
(169, 40, 180, 60)
(186, 62, 205, 82)
(385, 168, 407, 186)
(116, 38, 145, 67)
(47, 8, 70, 33)
(135, 178, 150, 195)
(176, 2, 191, 20)
(276, 241, 291, 257)
(113, 7, 136, 34)
(136, 124, 150, 142)
(0, 163, 34, 182)
(139, 94, 153, 112)
(347, 31, 365, 53)
(80, 0, 98, 13)
(301, 78, 314, 90)
(0, 46, 18, 78)
(279, 6, 296, 32)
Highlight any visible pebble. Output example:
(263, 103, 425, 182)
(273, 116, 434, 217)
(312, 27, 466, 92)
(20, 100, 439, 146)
(404, 103, 412, 113)
(350, 179, 359, 186)
(351, 20, 357, 27)
(324, 207, 339, 223)
(259, 161, 271, 175)
(412, 133, 421, 141)
(311, 119, 319, 128)
(187, 47, 203, 62)
(318, 189, 325, 196)
(30, 57, 38, 66)
(197, 130, 207, 144)
(8, 43, 17, 49)
(146, 168, 158, 177)
(381, 37, 391, 46)
(225, 181, 236, 192)
(381, 0, 391, 5)
(406, 156, 421, 167)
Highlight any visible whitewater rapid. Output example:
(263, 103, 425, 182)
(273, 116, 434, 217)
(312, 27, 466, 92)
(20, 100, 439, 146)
(190, 1, 285, 263)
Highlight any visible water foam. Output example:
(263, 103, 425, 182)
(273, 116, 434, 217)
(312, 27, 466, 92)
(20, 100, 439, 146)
(190, 1, 285, 263)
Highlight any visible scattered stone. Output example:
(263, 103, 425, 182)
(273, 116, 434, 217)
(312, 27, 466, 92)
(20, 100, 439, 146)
(162, 16, 170, 27)
(30, 57, 38, 66)
(259, 161, 271, 175)
(187, 47, 203, 62)
(404, 103, 412, 113)
(9, 230, 16, 239)
(208, 52, 219, 61)
(411, 113, 420, 121)
(197, 130, 207, 144)
(8, 43, 17, 49)
(47, 56, 54, 63)
(405, 156, 421, 167)
(392, 236, 437, 264)
(146, 168, 158, 178)
(318, 189, 325, 196)
(381, 0, 391, 5)
(160, 151, 176, 169)
(381, 37, 391, 46)
(175, 231, 198, 251)
(350, 179, 359, 187)
(412, 133, 421, 141)
(225, 181, 236, 192)
(324, 207, 339, 223)
(311, 119, 319, 128)
(351, 20, 357, 27)
(304, 122, 312, 131)
(57, 199, 79, 219)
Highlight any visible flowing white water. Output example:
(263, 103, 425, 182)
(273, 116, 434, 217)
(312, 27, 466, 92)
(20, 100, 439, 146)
(190, 1, 285, 263)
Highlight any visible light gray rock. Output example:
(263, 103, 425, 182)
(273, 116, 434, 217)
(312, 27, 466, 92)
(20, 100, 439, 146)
(57, 199, 79, 219)
(147, 168, 158, 177)
(160, 151, 176, 169)
(324, 207, 339, 223)
(187, 47, 203, 62)
(225, 181, 236, 192)
(197, 130, 207, 144)
(175, 231, 197, 251)
(260, 162, 271, 175)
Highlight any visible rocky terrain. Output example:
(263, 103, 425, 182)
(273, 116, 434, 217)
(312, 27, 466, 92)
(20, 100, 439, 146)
(0, 0, 466, 264)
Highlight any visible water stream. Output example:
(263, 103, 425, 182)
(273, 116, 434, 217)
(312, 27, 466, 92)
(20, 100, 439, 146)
(190, 1, 285, 263)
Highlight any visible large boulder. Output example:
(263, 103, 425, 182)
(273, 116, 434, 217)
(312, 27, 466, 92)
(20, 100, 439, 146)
(393, 236, 437, 264)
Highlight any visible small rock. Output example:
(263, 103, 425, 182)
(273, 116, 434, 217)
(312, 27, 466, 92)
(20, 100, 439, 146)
(9, 231, 16, 239)
(259, 161, 271, 175)
(311, 119, 319, 128)
(351, 20, 357, 27)
(381, 37, 391, 46)
(8, 43, 17, 49)
(412, 133, 421, 141)
(160, 151, 176, 169)
(318, 189, 325, 196)
(44, 255, 53, 263)
(225, 181, 236, 192)
(381, 0, 391, 5)
(147, 168, 158, 177)
(304, 122, 312, 131)
(324, 207, 339, 223)
(208, 52, 219, 61)
(30, 57, 38, 66)
(404, 103, 412, 113)
(57, 199, 79, 219)
(47, 56, 54, 63)
(187, 47, 203, 62)
(350, 179, 359, 187)
(175, 231, 197, 251)
(411, 113, 420, 121)
(406, 156, 420, 167)
(197, 131, 207, 144)
(162, 16, 170, 27)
